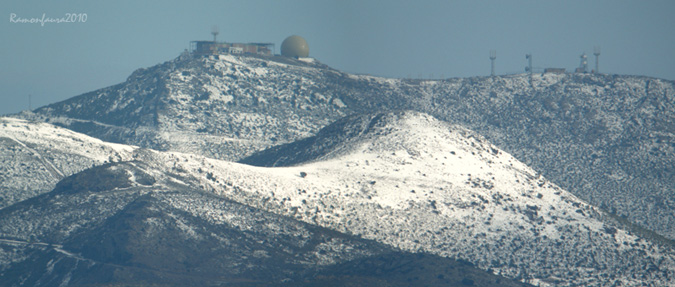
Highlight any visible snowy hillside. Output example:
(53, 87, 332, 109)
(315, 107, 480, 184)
(16, 52, 675, 241)
(2, 110, 674, 285)
(4, 111, 672, 286)
(0, 128, 530, 286)
(22, 54, 395, 160)
(199, 111, 675, 286)
(422, 73, 675, 240)
(0, 117, 136, 208)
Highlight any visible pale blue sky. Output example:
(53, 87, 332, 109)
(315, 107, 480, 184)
(2, 0, 674, 115)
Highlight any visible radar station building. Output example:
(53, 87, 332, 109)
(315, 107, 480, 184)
(190, 41, 274, 56)
(190, 34, 309, 59)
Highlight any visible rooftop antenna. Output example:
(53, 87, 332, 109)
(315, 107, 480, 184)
(525, 53, 533, 86)
(525, 54, 533, 74)
(578, 52, 588, 73)
(490, 50, 497, 76)
(211, 25, 219, 43)
(593, 46, 601, 73)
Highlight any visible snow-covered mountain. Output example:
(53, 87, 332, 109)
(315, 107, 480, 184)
(0, 117, 530, 287)
(16, 52, 675, 241)
(219, 111, 675, 285)
(20, 54, 396, 160)
(3, 111, 673, 286)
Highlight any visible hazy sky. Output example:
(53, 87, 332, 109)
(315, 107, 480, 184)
(2, 0, 674, 115)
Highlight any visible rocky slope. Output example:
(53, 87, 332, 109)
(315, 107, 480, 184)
(16, 53, 675, 240)
(0, 162, 529, 287)
(3, 111, 673, 286)
(21, 54, 406, 160)
(234, 111, 675, 285)
(423, 73, 675, 241)
(0, 122, 532, 286)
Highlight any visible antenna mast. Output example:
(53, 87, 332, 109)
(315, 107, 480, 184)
(490, 50, 497, 76)
(578, 53, 588, 73)
(211, 25, 219, 43)
(525, 53, 533, 85)
(593, 46, 601, 73)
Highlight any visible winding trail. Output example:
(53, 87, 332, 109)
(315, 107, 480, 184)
(3, 135, 65, 180)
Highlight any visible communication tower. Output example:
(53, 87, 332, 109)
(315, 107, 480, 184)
(490, 50, 496, 76)
(577, 53, 588, 73)
(525, 54, 533, 74)
(211, 25, 219, 43)
(593, 46, 601, 73)
(525, 54, 533, 86)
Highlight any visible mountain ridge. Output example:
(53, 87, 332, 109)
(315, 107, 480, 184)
(3, 50, 675, 286)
